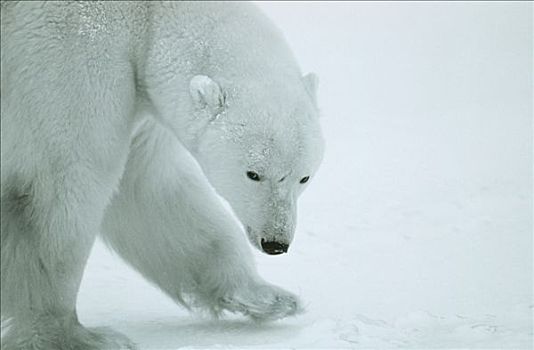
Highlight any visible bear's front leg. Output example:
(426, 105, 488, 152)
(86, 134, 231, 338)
(101, 119, 302, 320)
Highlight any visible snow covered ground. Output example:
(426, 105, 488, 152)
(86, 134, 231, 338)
(78, 2, 532, 349)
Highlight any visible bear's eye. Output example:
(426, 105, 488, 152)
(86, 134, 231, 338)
(300, 176, 310, 184)
(246, 171, 261, 181)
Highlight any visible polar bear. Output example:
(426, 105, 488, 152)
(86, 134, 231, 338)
(0, 2, 324, 349)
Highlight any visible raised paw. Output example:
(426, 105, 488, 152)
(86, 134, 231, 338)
(220, 283, 303, 321)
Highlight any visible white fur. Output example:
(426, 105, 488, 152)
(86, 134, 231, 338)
(0, 2, 324, 349)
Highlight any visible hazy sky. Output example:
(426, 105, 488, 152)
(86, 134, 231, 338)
(256, 1, 532, 316)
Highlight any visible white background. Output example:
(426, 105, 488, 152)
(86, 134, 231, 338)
(79, 2, 532, 348)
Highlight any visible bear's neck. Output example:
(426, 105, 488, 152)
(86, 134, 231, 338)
(137, 2, 304, 153)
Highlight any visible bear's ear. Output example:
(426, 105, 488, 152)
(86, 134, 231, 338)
(302, 72, 319, 102)
(189, 75, 226, 111)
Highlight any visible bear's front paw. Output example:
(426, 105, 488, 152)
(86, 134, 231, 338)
(1, 322, 137, 350)
(220, 283, 303, 321)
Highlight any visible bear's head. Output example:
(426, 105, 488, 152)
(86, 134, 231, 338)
(187, 74, 324, 255)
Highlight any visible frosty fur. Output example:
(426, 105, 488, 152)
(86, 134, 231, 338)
(0, 2, 324, 350)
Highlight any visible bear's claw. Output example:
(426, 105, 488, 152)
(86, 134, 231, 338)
(220, 283, 303, 321)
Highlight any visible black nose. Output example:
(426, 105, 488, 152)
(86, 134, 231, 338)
(261, 239, 289, 255)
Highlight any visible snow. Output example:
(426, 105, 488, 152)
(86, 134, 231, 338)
(78, 2, 532, 349)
